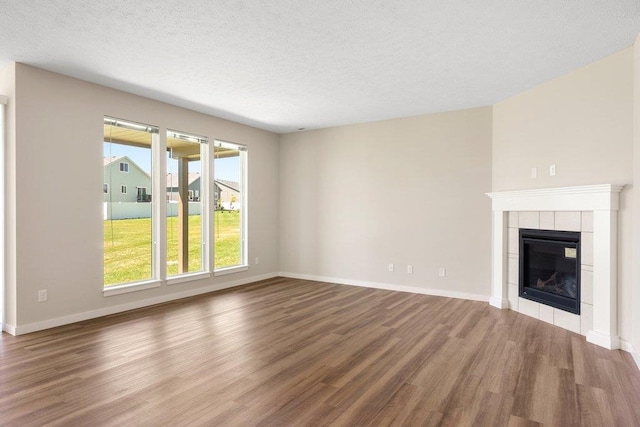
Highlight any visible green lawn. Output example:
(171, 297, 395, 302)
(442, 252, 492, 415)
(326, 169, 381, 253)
(104, 211, 241, 286)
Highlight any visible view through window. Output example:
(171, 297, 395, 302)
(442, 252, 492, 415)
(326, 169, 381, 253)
(214, 141, 246, 269)
(103, 117, 248, 288)
(166, 131, 207, 276)
(103, 118, 157, 287)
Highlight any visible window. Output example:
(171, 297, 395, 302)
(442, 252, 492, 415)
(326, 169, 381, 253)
(214, 140, 247, 270)
(136, 187, 150, 202)
(104, 117, 157, 288)
(166, 130, 207, 277)
(102, 117, 247, 291)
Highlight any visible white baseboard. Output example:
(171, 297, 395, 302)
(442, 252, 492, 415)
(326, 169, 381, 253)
(2, 322, 16, 335)
(489, 297, 510, 309)
(620, 340, 640, 371)
(587, 330, 621, 350)
(279, 272, 490, 302)
(11, 272, 279, 336)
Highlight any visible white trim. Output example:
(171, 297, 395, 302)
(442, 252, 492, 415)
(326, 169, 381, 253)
(9, 272, 278, 335)
(491, 211, 508, 307)
(489, 297, 510, 309)
(487, 184, 624, 212)
(103, 280, 162, 297)
(487, 184, 624, 350)
(201, 139, 210, 273)
(104, 117, 159, 134)
(213, 139, 247, 269)
(214, 265, 249, 276)
(587, 329, 621, 350)
(207, 140, 215, 272)
(167, 271, 211, 286)
(279, 272, 490, 302)
(620, 340, 640, 371)
(241, 148, 248, 270)
(215, 139, 247, 151)
(155, 129, 166, 283)
(167, 129, 208, 144)
(3, 322, 16, 335)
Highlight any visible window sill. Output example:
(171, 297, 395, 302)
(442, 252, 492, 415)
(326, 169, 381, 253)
(214, 265, 249, 276)
(167, 271, 211, 286)
(103, 280, 162, 297)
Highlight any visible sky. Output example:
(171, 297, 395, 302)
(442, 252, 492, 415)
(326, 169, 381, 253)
(104, 142, 240, 182)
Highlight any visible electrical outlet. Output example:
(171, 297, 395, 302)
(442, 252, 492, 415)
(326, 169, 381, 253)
(438, 267, 446, 277)
(550, 165, 556, 176)
(38, 289, 48, 302)
(407, 265, 413, 274)
(255, 257, 260, 265)
(388, 263, 394, 272)
(531, 167, 537, 179)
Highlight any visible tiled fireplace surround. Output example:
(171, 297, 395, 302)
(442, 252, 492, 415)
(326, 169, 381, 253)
(487, 185, 623, 350)
(506, 210, 593, 334)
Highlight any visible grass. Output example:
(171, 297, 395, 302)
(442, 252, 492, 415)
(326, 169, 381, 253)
(104, 211, 241, 286)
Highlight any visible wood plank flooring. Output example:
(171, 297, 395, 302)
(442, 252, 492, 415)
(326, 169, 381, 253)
(1, 277, 639, 426)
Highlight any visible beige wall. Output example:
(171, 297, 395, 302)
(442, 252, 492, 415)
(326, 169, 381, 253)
(493, 49, 635, 344)
(9, 64, 279, 328)
(0, 63, 16, 326)
(3, 40, 640, 361)
(633, 35, 640, 355)
(279, 107, 493, 298)
(493, 48, 633, 191)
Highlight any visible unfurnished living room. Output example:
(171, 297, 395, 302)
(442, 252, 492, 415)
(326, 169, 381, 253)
(1, 1, 640, 425)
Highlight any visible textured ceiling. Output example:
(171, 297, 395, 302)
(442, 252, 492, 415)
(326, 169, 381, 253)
(0, 1, 639, 134)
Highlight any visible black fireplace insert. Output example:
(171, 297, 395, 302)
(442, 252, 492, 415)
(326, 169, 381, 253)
(519, 228, 581, 314)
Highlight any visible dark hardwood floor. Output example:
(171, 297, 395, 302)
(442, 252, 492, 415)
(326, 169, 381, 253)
(1, 277, 639, 426)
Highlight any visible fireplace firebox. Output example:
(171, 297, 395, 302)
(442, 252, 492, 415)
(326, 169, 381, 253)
(519, 229, 581, 314)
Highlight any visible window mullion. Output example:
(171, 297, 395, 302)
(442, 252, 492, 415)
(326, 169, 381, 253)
(241, 149, 248, 266)
(155, 130, 167, 282)
(205, 140, 214, 273)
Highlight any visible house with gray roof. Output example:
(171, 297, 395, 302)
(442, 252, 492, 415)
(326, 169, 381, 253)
(166, 172, 202, 202)
(215, 179, 241, 211)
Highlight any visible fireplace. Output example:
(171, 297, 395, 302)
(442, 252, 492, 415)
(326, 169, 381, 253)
(519, 228, 581, 314)
(488, 185, 623, 349)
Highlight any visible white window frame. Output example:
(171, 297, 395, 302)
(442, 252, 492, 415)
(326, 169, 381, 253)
(213, 140, 248, 275)
(103, 119, 252, 293)
(165, 129, 210, 284)
(119, 162, 129, 172)
(121, 185, 127, 194)
(103, 117, 160, 295)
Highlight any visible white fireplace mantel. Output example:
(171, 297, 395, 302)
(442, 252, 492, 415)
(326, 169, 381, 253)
(486, 184, 624, 350)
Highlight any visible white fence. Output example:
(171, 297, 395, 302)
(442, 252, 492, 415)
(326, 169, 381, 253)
(104, 202, 202, 220)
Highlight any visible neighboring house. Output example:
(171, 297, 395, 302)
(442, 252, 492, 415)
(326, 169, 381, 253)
(104, 156, 152, 203)
(104, 159, 239, 217)
(215, 179, 241, 211)
(166, 174, 241, 210)
(166, 172, 202, 202)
